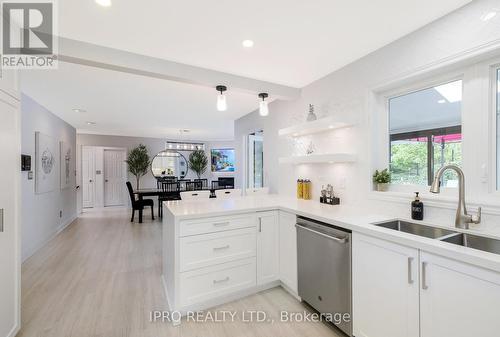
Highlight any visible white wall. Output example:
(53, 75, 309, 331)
(234, 0, 500, 227)
(21, 94, 77, 261)
(76, 133, 233, 211)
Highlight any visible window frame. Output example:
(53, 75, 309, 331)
(373, 72, 465, 191)
(489, 62, 500, 195)
(369, 53, 500, 212)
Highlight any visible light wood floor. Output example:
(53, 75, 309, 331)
(18, 208, 341, 337)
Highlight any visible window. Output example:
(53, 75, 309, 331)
(389, 80, 462, 186)
(247, 131, 264, 188)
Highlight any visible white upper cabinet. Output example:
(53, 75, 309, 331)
(420, 251, 500, 337)
(278, 211, 298, 294)
(353, 233, 419, 337)
(256, 211, 279, 285)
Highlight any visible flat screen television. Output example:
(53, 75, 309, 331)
(211, 148, 235, 172)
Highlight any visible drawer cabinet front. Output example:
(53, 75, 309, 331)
(180, 227, 257, 271)
(180, 215, 255, 237)
(179, 258, 256, 307)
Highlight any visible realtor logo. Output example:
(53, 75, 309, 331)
(1, 0, 57, 68)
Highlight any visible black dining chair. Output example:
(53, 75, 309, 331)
(178, 179, 190, 191)
(158, 181, 180, 217)
(185, 181, 199, 191)
(194, 178, 208, 190)
(126, 182, 154, 223)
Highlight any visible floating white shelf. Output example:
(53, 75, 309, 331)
(278, 153, 357, 165)
(278, 116, 355, 138)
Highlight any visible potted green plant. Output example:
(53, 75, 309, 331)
(125, 144, 151, 189)
(373, 169, 391, 192)
(188, 150, 208, 179)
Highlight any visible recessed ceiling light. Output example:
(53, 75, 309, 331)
(95, 0, 112, 7)
(86, 121, 96, 125)
(437, 99, 446, 104)
(480, 11, 497, 21)
(242, 40, 254, 48)
(72, 108, 86, 113)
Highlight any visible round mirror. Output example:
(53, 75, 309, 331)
(151, 150, 188, 179)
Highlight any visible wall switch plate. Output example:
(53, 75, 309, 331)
(27, 171, 33, 180)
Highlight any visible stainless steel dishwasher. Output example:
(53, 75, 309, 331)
(296, 216, 352, 336)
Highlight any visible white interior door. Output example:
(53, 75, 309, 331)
(82, 147, 96, 208)
(104, 149, 125, 207)
(0, 82, 20, 336)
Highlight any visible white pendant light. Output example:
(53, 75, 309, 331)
(258, 93, 269, 116)
(216, 85, 227, 111)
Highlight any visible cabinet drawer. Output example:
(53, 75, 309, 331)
(180, 227, 257, 272)
(179, 215, 255, 237)
(179, 257, 256, 307)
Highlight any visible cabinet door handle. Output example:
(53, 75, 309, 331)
(258, 218, 262, 232)
(213, 245, 230, 251)
(422, 261, 429, 290)
(407, 257, 414, 284)
(213, 276, 230, 284)
(0, 209, 4, 233)
(213, 221, 229, 227)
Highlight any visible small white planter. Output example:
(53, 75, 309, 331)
(376, 183, 389, 192)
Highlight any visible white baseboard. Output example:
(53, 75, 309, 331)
(22, 213, 78, 262)
(280, 282, 301, 301)
(7, 323, 20, 337)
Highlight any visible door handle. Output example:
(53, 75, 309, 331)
(105, 179, 109, 182)
(422, 262, 429, 290)
(0, 209, 3, 232)
(407, 257, 414, 284)
(295, 224, 347, 244)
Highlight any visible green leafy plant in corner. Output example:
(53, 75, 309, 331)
(373, 168, 391, 184)
(188, 150, 208, 179)
(125, 144, 151, 189)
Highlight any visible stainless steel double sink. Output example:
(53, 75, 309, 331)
(374, 220, 500, 255)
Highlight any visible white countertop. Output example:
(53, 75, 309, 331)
(164, 195, 500, 273)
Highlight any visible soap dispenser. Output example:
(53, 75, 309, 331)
(411, 192, 424, 220)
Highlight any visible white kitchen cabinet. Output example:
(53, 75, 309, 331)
(257, 211, 279, 285)
(352, 233, 419, 337)
(279, 211, 298, 294)
(420, 251, 500, 337)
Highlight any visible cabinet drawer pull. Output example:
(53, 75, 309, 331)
(258, 218, 262, 232)
(422, 262, 428, 290)
(213, 245, 230, 251)
(213, 221, 230, 227)
(407, 257, 414, 284)
(213, 277, 230, 284)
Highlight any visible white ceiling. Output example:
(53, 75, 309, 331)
(20, 62, 262, 140)
(58, 0, 471, 87)
(21, 0, 473, 141)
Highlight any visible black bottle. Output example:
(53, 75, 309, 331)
(411, 192, 424, 220)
